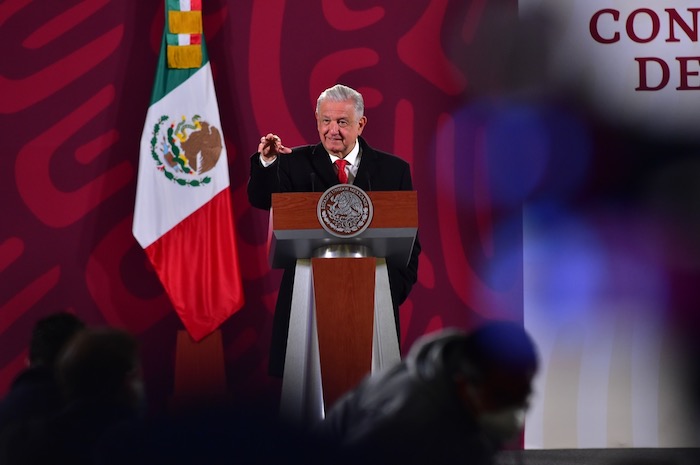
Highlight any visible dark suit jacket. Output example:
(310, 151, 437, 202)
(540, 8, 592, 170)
(247, 137, 421, 377)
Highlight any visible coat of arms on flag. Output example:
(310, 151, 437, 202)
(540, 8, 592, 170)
(148, 114, 222, 186)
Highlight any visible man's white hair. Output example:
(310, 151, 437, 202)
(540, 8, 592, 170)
(316, 84, 364, 119)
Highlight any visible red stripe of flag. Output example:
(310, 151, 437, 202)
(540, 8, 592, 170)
(144, 189, 244, 341)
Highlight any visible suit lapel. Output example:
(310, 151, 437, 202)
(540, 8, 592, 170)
(354, 138, 376, 191)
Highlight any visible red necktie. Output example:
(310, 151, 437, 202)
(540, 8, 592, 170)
(335, 159, 349, 184)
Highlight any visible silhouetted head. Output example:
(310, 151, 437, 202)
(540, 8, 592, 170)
(56, 327, 144, 409)
(28, 312, 85, 368)
(452, 320, 539, 444)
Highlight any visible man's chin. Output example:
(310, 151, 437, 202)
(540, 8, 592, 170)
(324, 145, 345, 156)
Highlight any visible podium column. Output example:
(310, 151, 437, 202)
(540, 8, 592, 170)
(313, 256, 375, 410)
(279, 248, 401, 426)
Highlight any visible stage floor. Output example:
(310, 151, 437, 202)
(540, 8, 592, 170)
(495, 448, 700, 465)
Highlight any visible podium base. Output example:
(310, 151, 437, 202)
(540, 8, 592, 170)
(279, 257, 400, 426)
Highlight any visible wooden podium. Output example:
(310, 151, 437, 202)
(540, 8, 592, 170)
(269, 190, 418, 425)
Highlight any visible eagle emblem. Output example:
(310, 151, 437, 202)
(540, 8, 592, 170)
(317, 184, 373, 238)
(149, 114, 222, 186)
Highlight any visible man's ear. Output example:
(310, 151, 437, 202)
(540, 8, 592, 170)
(357, 115, 367, 134)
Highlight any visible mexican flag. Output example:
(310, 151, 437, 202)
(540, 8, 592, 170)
(133, 0, 244, 341)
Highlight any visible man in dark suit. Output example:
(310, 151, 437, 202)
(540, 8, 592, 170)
(247, 84, 421, 377)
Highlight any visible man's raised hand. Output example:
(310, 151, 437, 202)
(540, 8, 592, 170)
(258, 133, 292, 162)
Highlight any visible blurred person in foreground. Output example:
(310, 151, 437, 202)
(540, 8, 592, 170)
(0, 312, 85, 435)
(0, 327, 145, 465)
(316, 320, 538, 465)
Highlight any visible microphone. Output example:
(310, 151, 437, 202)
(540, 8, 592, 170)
(365, 173, 372, 192)
(310, 172, 316, 192)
